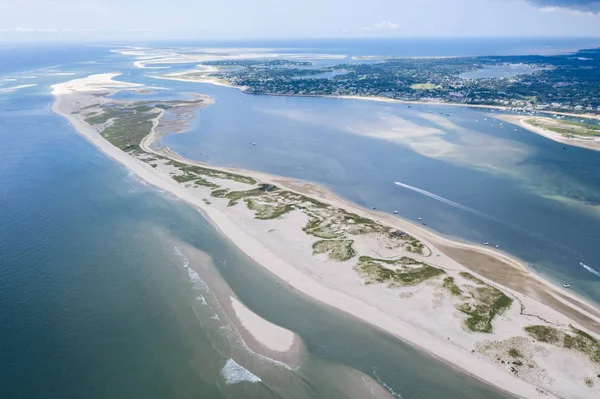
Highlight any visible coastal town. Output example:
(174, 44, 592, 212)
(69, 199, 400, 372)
(203, 47, 600, 115)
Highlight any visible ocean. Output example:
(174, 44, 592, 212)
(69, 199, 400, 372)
(2, 38, 600, 398)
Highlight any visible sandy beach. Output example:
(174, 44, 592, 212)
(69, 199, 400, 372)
(497, 114, 600, 152)
(230, 297, 295, 352)
(51, 73, 600, 399)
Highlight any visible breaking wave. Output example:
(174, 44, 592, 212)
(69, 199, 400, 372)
(220, 358, 261, 385)
(372, 369, 404, 398)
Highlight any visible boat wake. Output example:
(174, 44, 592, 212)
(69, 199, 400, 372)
(394, 181, 490, 219)
(580, 262, 600, 278)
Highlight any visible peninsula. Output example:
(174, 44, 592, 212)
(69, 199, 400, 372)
(53, 73, 600, 398)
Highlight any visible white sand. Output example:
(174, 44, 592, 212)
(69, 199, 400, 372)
(51, 73, 142, 95)
(230, 297, 295, 352)
(51, 73, 600, 398)
(497, 114, 600, 152)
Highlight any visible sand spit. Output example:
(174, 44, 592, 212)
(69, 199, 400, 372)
(230, 297, 295, 352)
(497, 114, 600, 152)
(52, 73, 600, 399)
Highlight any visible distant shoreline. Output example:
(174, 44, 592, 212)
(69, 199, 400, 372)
(156, 72, 600, 121)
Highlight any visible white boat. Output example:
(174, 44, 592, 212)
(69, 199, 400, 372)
(418, 217, 422, 220)
(393, 210, 398, 214)
(483, 242, 489, 245)
(495, 245, 499, 248)
(563, 284, 570, 288)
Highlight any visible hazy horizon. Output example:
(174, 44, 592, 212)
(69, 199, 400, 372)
(1, 0, 600, 42)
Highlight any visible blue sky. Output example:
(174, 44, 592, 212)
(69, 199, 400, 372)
(0, 0, 599, 41)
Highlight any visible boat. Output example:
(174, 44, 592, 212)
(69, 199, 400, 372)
(483, 242, 489, 245)
(563, 284, 570, 288)
(251, 142, 256, 146)
(372, 206, 377, 210)
(495, 245, 499, 248)
(393, 210, 398, 214)
(418, 217, 422, 220)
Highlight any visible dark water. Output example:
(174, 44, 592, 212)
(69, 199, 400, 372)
(0, 43, 533, 398)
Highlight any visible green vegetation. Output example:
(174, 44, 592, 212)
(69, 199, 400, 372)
(508, 348, 523, 358)
(303, 217, 342, 239)
(526, 117, 600, 138)
(523, 325, 562, 344)
(312, 240, 356, 261)
(217, 48, 600, 114)
(244, 199, 295, 220)
(524, 325, 600, 364)
(210, 189, 229, 198)
(168, 160, 256, 185)
(194, 177, 219, 188)
(441, 277, 463, 297)
(354, 256, 444, 287)
(455, 272, 513, 333)
(405, 237, 425, 255)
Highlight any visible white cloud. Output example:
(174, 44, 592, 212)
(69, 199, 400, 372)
(361, 20, 400, 31)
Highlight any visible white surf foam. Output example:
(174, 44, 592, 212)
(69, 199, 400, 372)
(220, 359, 261, 385)
(195, 295, 207, 305)
(581, 262, 600, 278)
(372, 369, 404, 399)
(0, 84, 38, 93)
(173, 246, 190, 268)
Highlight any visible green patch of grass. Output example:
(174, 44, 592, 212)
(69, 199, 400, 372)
(524, 325, 600, 364)
(442, 277, 463, 296)
(172, 172, 198, 183)
(312, 240, 356, 261)
(405, 237, 425, 254)
(222, 187, 268, 206)
(526, 118, 600, 138)
(167, 160, 256, 185)
(354, 256, 444, 287)
(302, 217, 343, 239)
(508, 348, 522, 358)
(524, 325, 562, 344)
(455, 273, 513, 333)
(244, 199, 295, 220)
(194, 177, 219, 188)
(210, 189, 229, 198)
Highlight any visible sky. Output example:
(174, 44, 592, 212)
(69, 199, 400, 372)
(0, 0, 599, 41)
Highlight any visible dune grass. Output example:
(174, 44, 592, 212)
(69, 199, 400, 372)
(355, 256, 444, 287)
